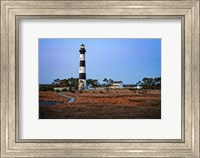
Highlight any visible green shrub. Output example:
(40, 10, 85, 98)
(62, 88, 68, 92)
(39, 85, 54, 91)
(68, 87, 75, 93)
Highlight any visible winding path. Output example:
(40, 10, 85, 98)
(57, 93, 76, 103)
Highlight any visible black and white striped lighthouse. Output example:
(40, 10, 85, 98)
(78, 44, 87, 90)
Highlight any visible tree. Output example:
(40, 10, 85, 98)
(59, 79, 69, 87)
(136, 77, 161, 89)
(103, 78, 113, 92)
(52, 78, 60, 86)
(68, 77, 79, 90)
(39, 84, 54, 91)
(142, 77, 154, 86)
(93, 80, 100, 88)
(87, 79, 100, 89)
(136, 81, 142, 86)
(86, 79, 93, 86)
(154, 77, 161, 86)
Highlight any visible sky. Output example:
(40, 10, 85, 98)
(39, 38, 161, 84)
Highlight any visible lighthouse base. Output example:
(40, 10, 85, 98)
(78, 79, 87, 90)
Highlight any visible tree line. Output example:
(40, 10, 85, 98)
(39, 77, 161, 91)
(136, 77, 161, 89)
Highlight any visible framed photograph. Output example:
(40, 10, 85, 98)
(1, 0, 199, 157)
(39, 38, 161, 119)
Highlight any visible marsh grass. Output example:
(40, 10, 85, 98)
(39, 90, 161, 119)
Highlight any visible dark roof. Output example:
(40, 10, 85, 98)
(81, 44, 85, 46)
(112, 81, 122, 83)
(123, 84, 137, 87)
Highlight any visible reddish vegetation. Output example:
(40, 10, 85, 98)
(39, 90, 161, 119)
(39, 91, 67, 103)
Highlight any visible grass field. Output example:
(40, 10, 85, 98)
(39, 89, 161, 119)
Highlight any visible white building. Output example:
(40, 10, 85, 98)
(110, 81, 123, 89)
(53, 87, 69, 91)
(123, 84, 143, 89)
(134, 85, 142, 89)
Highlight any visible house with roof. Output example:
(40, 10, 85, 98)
(110, 81, 123, 89)
(123, 84, 142, 89)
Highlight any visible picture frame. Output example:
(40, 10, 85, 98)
(1, 0, 199, 157)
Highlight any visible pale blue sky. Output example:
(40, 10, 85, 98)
(39, 38, 161, 84)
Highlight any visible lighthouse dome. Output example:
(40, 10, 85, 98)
(81, 44, 85, 49)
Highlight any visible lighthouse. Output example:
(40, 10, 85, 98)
(78, 44, 87, 90)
